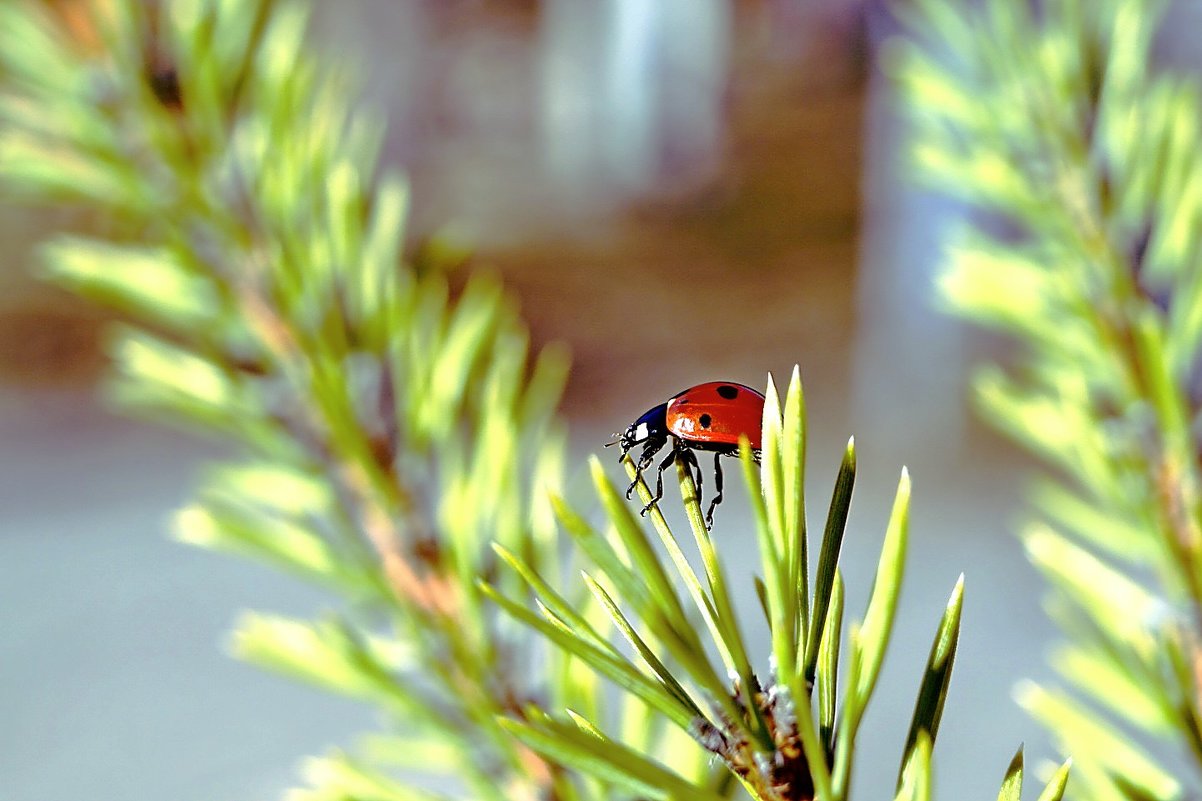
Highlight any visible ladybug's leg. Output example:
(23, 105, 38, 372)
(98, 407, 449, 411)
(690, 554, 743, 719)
(705, 452, 724, 529)
(626, 438, 666, 499)
(641, 448, 677, 516)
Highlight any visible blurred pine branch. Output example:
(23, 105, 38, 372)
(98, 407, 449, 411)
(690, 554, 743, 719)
(1, 2, 579, 798)
(1, 1, 1064, 799)
(893, 0, 1202, 797)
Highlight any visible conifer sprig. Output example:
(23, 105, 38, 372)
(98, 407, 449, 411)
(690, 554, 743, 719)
(492, 369, 1068, 800)
(893, 0, 1202, 796)
(1, 3, 581, 798)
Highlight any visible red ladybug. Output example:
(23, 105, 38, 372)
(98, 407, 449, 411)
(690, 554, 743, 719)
(608, 381, 765, 527)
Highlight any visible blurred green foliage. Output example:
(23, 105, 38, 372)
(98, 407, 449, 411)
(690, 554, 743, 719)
(1, 1, 1067, 799)
(894, 0, 1202, 798)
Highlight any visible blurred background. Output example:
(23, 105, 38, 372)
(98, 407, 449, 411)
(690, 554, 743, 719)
(0, 0, 1089, 798)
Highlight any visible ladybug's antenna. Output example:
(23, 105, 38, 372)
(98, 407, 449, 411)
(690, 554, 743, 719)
(603, 435, 621, 448)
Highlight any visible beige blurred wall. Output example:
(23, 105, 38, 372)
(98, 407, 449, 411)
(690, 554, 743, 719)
(0, 0, 870, 418)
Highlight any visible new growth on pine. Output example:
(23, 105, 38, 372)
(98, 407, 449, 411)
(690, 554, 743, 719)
(894, 0, 1202, 797)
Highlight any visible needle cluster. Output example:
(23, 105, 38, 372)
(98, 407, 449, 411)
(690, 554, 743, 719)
(894, 0, 1202, 797)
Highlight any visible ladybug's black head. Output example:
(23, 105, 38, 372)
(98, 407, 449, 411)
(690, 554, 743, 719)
(607, 402, 668, 458)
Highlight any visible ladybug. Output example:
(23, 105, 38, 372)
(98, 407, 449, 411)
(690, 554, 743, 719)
(608, 381, 764, 527)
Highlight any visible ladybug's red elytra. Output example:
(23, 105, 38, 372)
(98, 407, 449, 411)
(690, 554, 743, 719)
(608, 381, 765, 528)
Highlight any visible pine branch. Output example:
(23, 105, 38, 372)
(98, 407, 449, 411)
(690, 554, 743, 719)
(493, 369, 1068, 801)
(893, 0, 1202, 797)
(1, 2, 581, 798)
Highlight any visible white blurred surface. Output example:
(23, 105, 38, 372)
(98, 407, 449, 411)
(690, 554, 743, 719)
(0, 393, 370, 801)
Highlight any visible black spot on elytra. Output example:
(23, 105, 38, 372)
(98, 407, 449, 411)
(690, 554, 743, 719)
(699, 413, 712, 429)
(717, 385, 739, 399)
